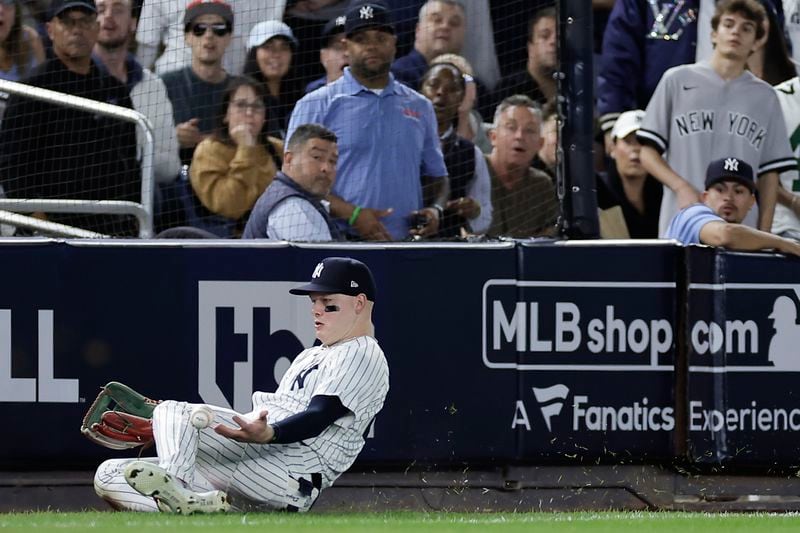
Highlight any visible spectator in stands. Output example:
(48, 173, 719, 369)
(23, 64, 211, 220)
(419, 62, 491, 236)
(785, 1, 800, 66)
(161, 0, 232, 165)
(282, 0, 349, 90)
(243, 20, 302, 140)
(243, 123, 341, 241)
(189, 75, 283, 235)
(135, 0, 284, 76)
(489, 0, 546, 79)
(638, 0, 795, 236)
(392, 1, 502, 91)
(597, 0, 784, 136)
(483, 6, 555, 120)
(0, 0, 45, 81)
(429, 53, 490, 153)
(287, 2, 448, 241)
(93, 0, 181, 185)
(772, 76, 800, 241)
(666, 156, 800, 255)
(485, 95, 559, 238)
(596, 110, 662, 239)
(304, 15, 347, 94)
(0, 0, 140, 236)
(391, 0, 466, 91)
(747, 3, 796, 86)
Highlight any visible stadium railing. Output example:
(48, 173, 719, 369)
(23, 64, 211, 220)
(0, 79, 155, 238)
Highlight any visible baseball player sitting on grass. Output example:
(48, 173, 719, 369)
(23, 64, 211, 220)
(88, 257, 389, 513)
(665, 157, 800, 256)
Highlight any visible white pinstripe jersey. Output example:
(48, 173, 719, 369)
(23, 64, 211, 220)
(251, 336, 389, 477)
(773, 76, 800, 235)
(638, 61, 795, 236)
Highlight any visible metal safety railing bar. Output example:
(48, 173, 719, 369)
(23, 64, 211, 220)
(0, 78, 154, 238)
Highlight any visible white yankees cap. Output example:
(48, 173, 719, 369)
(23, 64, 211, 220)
(290, 257, 377, 301)
(610, 109, 645, 141)
(247, 20, 298, 50)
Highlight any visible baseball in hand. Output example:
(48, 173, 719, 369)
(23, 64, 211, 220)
(190, 405, 215, 429)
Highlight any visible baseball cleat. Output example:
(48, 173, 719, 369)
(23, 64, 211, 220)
(124, 461, 230, 514)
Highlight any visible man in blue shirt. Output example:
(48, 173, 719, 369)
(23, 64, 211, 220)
(666, 157, 800, 255)
(287, 2, 449, 241)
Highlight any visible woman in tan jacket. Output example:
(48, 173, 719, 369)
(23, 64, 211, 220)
(190, 75, 283, 235)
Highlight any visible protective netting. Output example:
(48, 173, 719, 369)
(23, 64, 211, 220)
(0, 0, 563, 240)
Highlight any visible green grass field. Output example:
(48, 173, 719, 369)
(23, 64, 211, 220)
(0, 512, 799, 532)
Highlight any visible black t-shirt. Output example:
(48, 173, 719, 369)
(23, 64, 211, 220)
(0, 57, 140, 235)
(162, 67, 229, 164)
(596, 164, 662, 239)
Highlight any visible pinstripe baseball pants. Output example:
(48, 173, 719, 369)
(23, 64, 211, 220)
(94, 400, 326, 512)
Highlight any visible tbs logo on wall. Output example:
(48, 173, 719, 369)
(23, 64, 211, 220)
(197, 281, 316, 412)
(482, 279, 676, 370)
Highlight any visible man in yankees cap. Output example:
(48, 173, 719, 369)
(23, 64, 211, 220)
(665, 157, 800, 255)
(286, 2, 449, 242)
(94, 257, 388, 513)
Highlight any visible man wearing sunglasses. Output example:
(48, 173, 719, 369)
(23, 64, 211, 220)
(161, 0, 233, 165)
(135, 0, 283, 78)
(0, 0, 141, 236)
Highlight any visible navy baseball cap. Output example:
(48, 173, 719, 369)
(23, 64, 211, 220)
(705, 157, 756, 193)
(321, 15, 346, 47)
(290, 257, 377, 301)
(344, 3, 395, 37)
(49, 0, 96, 20)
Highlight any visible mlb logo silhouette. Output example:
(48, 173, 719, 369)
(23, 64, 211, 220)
(767, 295, 800, 370)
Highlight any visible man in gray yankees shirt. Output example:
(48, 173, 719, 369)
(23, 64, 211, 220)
(94, 257, 389, 514)
(638, 0, 795, 237)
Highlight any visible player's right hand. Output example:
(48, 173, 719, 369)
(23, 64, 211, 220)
(354, 207, 393, 241)
(214, 409, 273, 444)
(176, 118, 203, 148)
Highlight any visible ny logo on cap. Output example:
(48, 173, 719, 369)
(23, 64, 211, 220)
(312, 262, 324, 279)
(359, 5, 374, 19)
(724, 158, 740, 172)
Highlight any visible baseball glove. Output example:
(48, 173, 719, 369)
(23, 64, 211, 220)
(81, 381, 160, 450)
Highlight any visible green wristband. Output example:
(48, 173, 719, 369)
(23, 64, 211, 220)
(348, 205, 362, 226)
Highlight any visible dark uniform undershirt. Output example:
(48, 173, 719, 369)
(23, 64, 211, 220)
(270, 394, 349, 444)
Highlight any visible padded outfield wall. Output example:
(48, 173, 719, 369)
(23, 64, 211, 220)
(0, 239, 798, 471)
